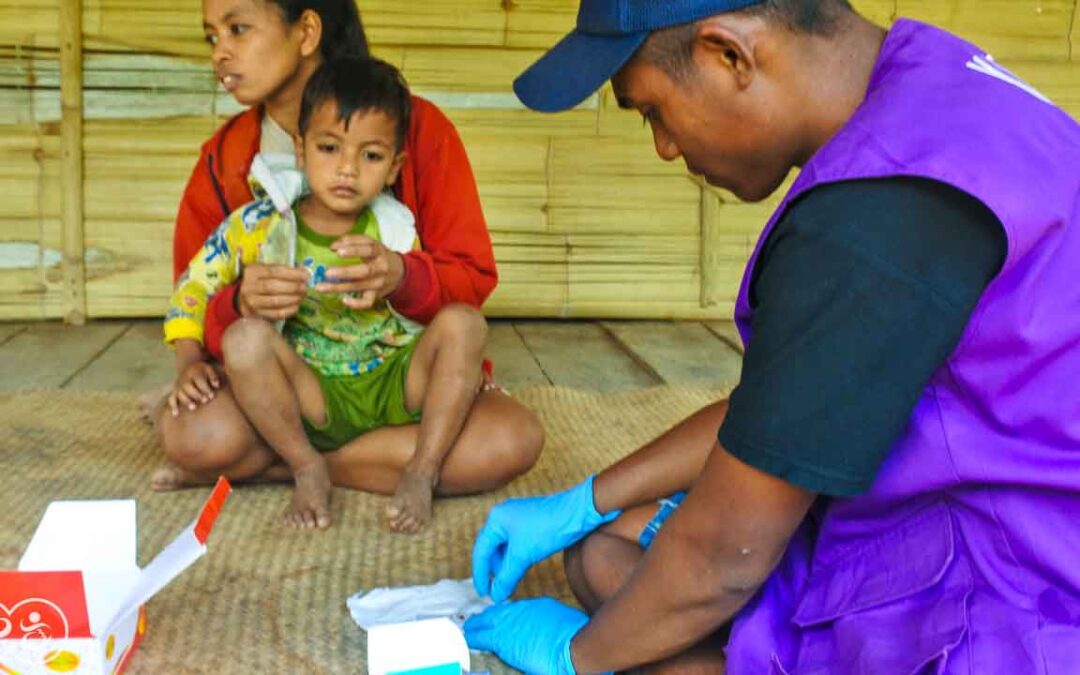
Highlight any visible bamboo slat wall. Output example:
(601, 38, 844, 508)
(1, 1, 1078, 321)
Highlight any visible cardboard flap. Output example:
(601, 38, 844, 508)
(19, 501, 137, 574)
(105, 479, 232, 633)
(0, 571, 93, 640)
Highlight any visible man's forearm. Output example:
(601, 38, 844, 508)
(574, 444, 816, 673)
(593, 400, 728, 514)
(569, 502, 758, 672)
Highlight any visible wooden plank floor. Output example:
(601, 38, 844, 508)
(0, 319, 742, 393)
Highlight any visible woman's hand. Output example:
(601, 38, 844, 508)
(238, 264, 308, 320)
(320, 235, 405, 310)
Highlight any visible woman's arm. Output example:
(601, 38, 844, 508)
(388, 99, 498, 324)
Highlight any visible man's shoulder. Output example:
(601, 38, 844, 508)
(785, 177, 1002, 245)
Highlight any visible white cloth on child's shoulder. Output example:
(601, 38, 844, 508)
(347, 578, 493, 630)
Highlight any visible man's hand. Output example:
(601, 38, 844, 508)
(237, 264, 308, 320)
(168, 360, 221, 416)
(472, 475, 621, 602)
(320, 235, 405, 310)
(464, 599, 590, 675)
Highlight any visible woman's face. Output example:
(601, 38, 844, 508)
(202, 0, 309, 106)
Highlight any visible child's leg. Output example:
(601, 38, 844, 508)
(386, 304, 488, 533)
(321, 388, 542, 496)
(219, 318, 333, 529)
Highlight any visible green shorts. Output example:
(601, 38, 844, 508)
(302, 338, 422, 451)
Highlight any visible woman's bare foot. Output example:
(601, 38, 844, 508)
(150, 461, 215, 492)
(283, 460, 333, 530)
(386, 470, 436, 534)
(138, 382, 172, 425)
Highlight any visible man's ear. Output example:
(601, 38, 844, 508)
(694, 16, 758, 89)
(385, 151, 407, 187)
(298, 8, 323, 59)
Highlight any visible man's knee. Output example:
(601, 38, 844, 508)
(221, 318, 276, 370)
(563, 533, 617, 613)
(567, 529, 644, 610)
(430, 304, 488, 345)
(564, 540, 594, 610)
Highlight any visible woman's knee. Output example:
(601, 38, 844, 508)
(430, 304, 488, 345)
(157, 403, 251, 472)
(221, 318, 277, 369)
(482, 399, 544, 481)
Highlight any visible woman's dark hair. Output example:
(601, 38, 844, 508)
(299, 57, 412, 151)
(265, 0, 369, 62)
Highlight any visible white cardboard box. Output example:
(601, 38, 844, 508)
(0, 478, 231, 675)
(366, 618, 470, 675)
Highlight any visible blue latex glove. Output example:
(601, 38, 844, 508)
(465, 598, 594, 675)
(472, 475, 621, 602)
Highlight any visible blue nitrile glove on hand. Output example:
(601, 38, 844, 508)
(472, 475, 621, 602)
(465, 598, 597, 675)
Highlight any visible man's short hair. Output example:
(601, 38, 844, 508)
(638, 0, 854, 81)
(298, 57, 412, 151)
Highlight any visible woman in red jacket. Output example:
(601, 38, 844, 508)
(155, 0, 543, 530)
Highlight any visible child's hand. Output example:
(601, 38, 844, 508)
(168, 361, 222, 417)
(321, 235, 405, 310)
(238, 264, 308, 320)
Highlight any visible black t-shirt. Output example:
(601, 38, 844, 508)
(717, 177, 1006, 497)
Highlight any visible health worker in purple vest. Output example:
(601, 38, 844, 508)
(466, 0, 1080, 673)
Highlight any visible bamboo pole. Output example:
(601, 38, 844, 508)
(60, 0, 87, 324)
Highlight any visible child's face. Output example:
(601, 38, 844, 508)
(296, 101, 405, 219)
(202, 0, 311, 106)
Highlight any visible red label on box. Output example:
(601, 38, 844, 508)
(0, 571, 92, 639)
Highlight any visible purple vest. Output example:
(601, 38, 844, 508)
(725, 20, 1080, 674)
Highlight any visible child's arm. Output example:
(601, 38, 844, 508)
(164, 212, 247, 413)
(387, 104, 497, 324)
(164, 214, 244, 347)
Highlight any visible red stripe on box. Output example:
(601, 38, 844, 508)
(193, 477, 232, 545)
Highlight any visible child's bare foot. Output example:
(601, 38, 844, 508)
(386, 470, 436, 534)
(150, 461, 213, 492)
(283, 460, 333, 530)
(138, 383, 172, 425)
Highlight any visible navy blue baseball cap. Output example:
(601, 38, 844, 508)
(514, 0, 765, 112)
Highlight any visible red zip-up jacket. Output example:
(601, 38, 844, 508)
(172, 97, 497, 360)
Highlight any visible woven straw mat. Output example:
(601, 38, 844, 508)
(0, 386, 727, 674)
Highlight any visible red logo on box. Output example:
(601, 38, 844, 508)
(0, 572, 92, 640)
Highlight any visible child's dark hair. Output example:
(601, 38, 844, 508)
(299, 57, 412, 151)
(265, 0, 369, 62)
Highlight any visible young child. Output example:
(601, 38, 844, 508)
(165, 57, 490, 534)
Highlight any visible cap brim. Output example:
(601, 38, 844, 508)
(513, 30, 649, 113)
